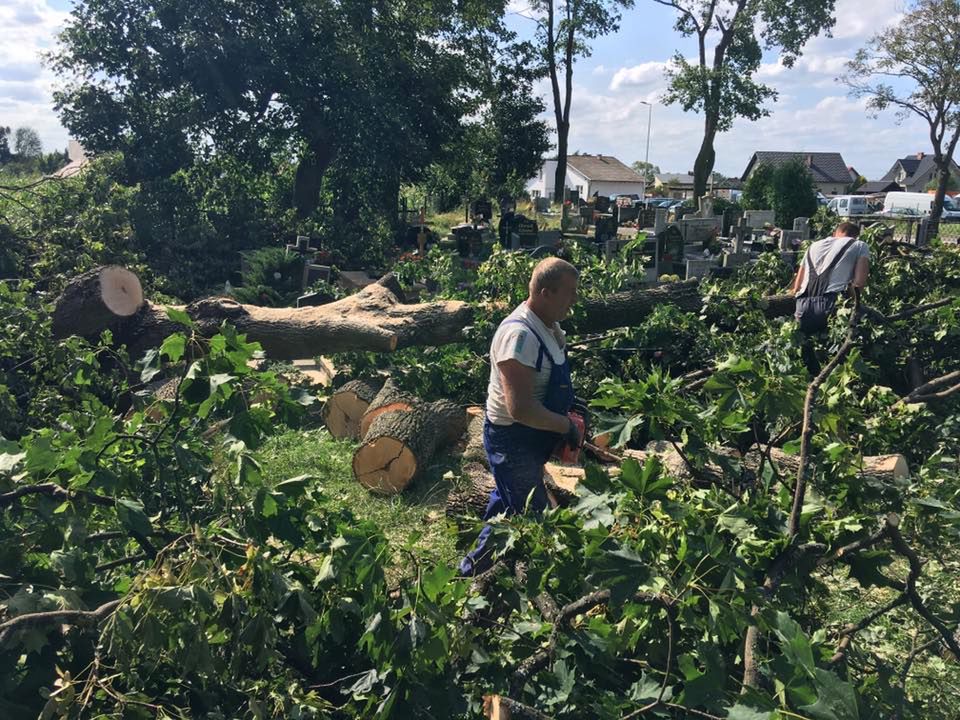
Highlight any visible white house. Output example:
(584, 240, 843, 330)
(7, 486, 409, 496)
(525, 154, 647, 199)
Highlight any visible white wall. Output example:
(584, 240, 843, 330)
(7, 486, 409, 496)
(589, 180, 647, 197)
(524, 160, 645, 199)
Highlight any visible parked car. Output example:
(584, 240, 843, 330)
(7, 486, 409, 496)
(826, 195, 870, 217)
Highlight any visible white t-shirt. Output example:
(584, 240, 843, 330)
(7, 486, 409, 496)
(486, 303, 566, 426)
(798, 236, 870, 295)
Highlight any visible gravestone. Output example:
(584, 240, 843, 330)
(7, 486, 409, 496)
(781, 230, 803, 251)
(722, 252, 751, 269)
(679, 216, 722, 245)
(470, 198, 493, 223)
(511, 216, 539, 248)
(731, 216, 749, 254)
(301, 263, 332, 288)
(535, 196, 551, 213)
(654, 208, 668, 234)
(744, 209, 775, 229)
(793, 217, 810, 240)
(685, 256, 719, 280)
(698, 196, 714, 218)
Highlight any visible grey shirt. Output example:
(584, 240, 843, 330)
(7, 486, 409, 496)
(798, 236, 870, 295)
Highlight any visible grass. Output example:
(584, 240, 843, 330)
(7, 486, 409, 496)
(423, 200, 563, 239)
(253, 427, 467, 572)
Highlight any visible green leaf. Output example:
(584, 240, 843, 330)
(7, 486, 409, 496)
(260, 492, 278, 518)
(773, 611, 815, 678)
(798, 668, 860, 720)
(116, 498, 153, 537)
(845, 551, 897, 589)
(421, 565, 456, 602)
(166, 307, 195, 328)
(159, 333, 186, 362)
(725, 704, 772, 720)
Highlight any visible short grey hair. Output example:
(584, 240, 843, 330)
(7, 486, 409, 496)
(529, 257, 579, 294)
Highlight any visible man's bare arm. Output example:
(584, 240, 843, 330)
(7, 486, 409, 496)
(498, 359, 570, 434)
(852, 256, 869, 288)
(791, 264, 806, 295)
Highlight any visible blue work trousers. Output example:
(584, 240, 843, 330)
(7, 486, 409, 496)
(458, 420, 557, 576)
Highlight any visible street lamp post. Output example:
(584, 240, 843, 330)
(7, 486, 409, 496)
(639, 101, 653, 200)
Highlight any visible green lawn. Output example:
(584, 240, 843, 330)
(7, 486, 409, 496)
(253, 428, 467, 572)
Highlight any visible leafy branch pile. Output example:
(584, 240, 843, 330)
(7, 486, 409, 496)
(1, 226, 959, 718)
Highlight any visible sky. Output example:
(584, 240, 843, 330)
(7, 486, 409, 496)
(0, 0, 931, 180)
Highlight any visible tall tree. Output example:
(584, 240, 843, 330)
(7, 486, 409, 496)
(0, 126, 11, 163)
(656, 0, 835, 199)
(842, 0, 960, 225)
(631, 160, 660, 184)
(528, 0, 634, 202)
(49, 0, 503, 213)
(13, 127, 42, 158)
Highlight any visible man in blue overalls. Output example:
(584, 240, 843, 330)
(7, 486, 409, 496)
(459, 257, 582, 576)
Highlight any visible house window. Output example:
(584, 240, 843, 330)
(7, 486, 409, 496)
(576, 185, 583, 195)
(531, 190, 540, 198)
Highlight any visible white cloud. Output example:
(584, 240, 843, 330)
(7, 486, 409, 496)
(609, 61, 670, 91)
(592, 64, 608, 75)
(0, 0, 71, 152)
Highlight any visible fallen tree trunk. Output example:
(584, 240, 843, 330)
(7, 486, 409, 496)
(53, 268, 802, 360)
(358, 378, 416, 438)
(51, 266, 143, 338)
(625, 441, 909, 487)
(323, 377, 385, 440)
(353, 400, 467, 495)
(447, 414, 494, 517)
(53, 267, 474, 359)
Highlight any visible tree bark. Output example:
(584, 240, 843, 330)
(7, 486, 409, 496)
(53, 268, 474, 359)
(353, 400, 467, 495)
(692, 122, 717, 201)
(358, 377, 416, 439)
(324, 377, 386, 440)
(51, 266, 143, 339)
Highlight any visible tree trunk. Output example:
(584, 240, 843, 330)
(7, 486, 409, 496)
(692, 121, 718, 201)
(930, 158, 950, 226)
(323, 377, 386, 440)
(553, 122, 569, 203)
(51, 266, 143, 339)
(53, 268, 474, 359)
(353, 400, 467, 495)
(624, 441, 909, 487)
(358, 377, 416, 439)
(571, 280, 703, 332)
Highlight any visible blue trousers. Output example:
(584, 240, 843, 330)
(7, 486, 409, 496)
(458, 420, 558, 576)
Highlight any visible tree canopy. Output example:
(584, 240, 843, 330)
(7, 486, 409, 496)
(842, 0, 960, 224)
(741, 158, 817, 227)
(657, 0, 836, 199)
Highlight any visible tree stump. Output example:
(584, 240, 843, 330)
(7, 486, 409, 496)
(353, 400, 467, 494)
(323, 377, 385, 440)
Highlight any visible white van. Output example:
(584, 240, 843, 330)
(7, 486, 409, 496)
(827, 195, 870, 216)
(882, 192, 935, 216)
(882, 191, 960, 219)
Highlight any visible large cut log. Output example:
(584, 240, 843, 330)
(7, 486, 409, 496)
(323, 377, 385, 440)
(353, 400, 468, 495)
(52, 267, 474, 359)
(51, 266, 143, 339)
(358, 378, 416, 438)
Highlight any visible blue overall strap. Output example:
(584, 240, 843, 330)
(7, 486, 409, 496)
(500, 318, 562, 371)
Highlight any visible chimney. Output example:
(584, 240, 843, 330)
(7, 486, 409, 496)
(916, 152, 925, 160)
(805, 154, 813, 167)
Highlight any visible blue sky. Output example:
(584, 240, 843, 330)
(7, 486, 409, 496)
(0, 0, 930, 179)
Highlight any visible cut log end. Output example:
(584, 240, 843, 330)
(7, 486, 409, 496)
(353, 437, 418, 494)
(99, 266, 144, 317)
(324, 391, 368, 439)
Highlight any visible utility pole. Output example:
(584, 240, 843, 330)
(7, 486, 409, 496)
(640, 101, 652, 199)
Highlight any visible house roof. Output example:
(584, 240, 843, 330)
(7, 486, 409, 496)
(656, 173, 696, 186)
(880, 153, 960, 184)
(565, 154, 645, 183)
(741, 151, 852, 184)
(855, 180, 901, 195)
